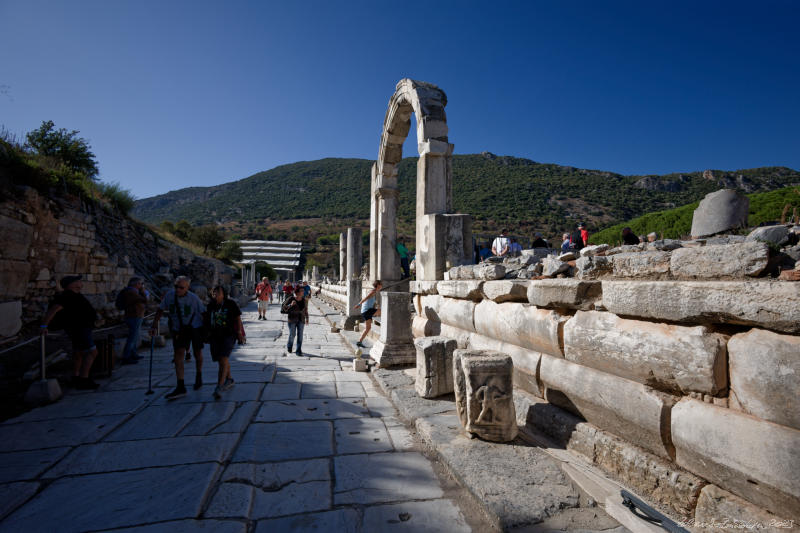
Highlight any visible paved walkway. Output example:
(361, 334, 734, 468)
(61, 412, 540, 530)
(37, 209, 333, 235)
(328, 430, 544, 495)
(0, 301, 488, 532)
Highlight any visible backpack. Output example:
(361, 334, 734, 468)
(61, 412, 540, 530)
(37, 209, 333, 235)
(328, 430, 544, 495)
(114, 288, 130, 310)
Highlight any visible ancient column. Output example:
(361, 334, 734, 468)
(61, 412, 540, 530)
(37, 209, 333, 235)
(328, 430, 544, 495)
(369, 162, 378, 282)
(344, 228, 363, 329)
(339, 232, 347, 282)
(369, 291, 415, 367)
(376, 186, 400, 283)
(312, 265, 319, 282)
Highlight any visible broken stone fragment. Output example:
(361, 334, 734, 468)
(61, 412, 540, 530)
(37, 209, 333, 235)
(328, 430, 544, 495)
(415, 336, 457, 398)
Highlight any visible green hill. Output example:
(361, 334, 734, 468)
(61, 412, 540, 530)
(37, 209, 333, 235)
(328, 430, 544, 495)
(589, 186, 800, 245)
(132, 154, 800, 242)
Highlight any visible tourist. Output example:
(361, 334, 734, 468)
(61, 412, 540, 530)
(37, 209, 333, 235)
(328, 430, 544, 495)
(478, 243, 491, 262)
(531, 232, 548, 248)
(561, 233, 571, 253)
(354, 280, 382, 348)
(282, 280, 293, 303)
(150, 276, 206, 400)
(282, 286, 309, 356)
(255, 276, 272, 320)
(580, 223, 589, 247)
(570, 224, 586, 251)
(491, 229, 510, 257)
(205, 285, 244, 400)
(397, 240, 411, 278)
(302, 280, 311, 298)
(40, 275, 100, 390)
(647, 232, 658, 242)
(509, 238, 523, 256)
(119, 277, 148, 364)
(622, 227, 640, 245)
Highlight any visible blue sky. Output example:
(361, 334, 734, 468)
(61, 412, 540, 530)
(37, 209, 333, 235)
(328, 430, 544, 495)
(1, 1, 798, 199)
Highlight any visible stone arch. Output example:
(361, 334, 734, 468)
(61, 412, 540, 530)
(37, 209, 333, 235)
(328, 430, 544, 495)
(370, 79, 469, 282)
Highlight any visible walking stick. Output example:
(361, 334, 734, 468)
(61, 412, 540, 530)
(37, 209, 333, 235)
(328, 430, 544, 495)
(146, 330, 155, 395)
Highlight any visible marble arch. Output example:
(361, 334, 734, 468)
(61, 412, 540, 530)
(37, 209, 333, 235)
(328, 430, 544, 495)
(370, 79, 471, 282)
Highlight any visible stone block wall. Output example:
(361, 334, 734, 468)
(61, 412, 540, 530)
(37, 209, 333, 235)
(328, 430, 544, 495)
(0, 186, 234, 337)
(410, 272, 800, 522)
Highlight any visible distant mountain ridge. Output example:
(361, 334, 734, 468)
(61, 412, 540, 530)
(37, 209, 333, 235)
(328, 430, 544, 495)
(132, 154, 800, 236)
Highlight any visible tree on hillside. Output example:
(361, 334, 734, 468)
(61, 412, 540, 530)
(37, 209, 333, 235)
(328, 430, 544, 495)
(160, 220, 175, 233)
(217, 240, 243, 262)
(191, 225, 224, 254)
(26, 120, 99, 179)
(174, 220, 192, 240)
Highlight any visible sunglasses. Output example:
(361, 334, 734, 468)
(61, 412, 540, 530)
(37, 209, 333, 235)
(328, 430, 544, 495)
(174, 285, 188, 290)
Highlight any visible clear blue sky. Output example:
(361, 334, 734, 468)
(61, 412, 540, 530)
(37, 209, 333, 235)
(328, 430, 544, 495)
(2, 1, 798, 199)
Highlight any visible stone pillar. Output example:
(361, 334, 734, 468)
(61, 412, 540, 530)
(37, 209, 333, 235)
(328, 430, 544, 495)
(369, 291, 415, 367)
(417, 214, 473, 281)
(376, 187, 400, 283)
(312, 266, 319, 282)
(369, 162, 378, 282)
(453, 349, 517, 442)
(415, 336, 457, 398)
(343, 228, 364, 329)
(339, 232, 347, 282)
(416, 140, 453, 220)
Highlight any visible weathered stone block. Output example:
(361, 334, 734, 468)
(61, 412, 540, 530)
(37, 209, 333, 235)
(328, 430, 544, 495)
(467, 332, 542, 397)
(453, 349, 517, 442)
(370, 292, 415, 368)
(0, 301, 23, 337)
(436, 280, 483, 300)
(410, 280, 438, 294)
(527, 279, 601, 310)
(575, 255, 612, 280)
(728, 329, 800, 429)
(601, 280, 800, 334)
(579, 244, 609, 257)
(475, 263, 506, 280)
(435, 297, 476, 333)
(415, 336, 457, 398)
(0, 215, 33, 261)
(746, 225, 790, 246)
(542, 255, 569, 276)
(481, 280, 529, 302)
(694, 484, 793, 532)
(691, 189, 750, 238)
(563, 311, 728, 394)
(670, 242, 769, 279)
(539, 355, 676, 459)
(0, 259, 31, 298)
(411, 316, 471, 349)
(671, 399, 800, 520)
(474, 300, 565, 357)
(611, 251, 671, 278)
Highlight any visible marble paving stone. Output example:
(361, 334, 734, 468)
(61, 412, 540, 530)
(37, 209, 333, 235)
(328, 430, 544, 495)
(365, 396, 396, 418)
(261, 383, 302, 400)
(155, 383, 265, 404)
(104, 519, 247, 533)
(254, 509, 359, 533)
(0, 415, 127, 452)
(301, 382, 338, 399)
(254, 398, 368, 422)
(0, 463, 221, 533)
(232, 421, 333, 462)
(0, 447, 71, 483)
(209, 401, 260, 435)
(336, 381, 366, 398)
(334, 452, 444, 505)
(363, 499, 471, 533)
(274, 371, 335, 384)
(106, 403, 202, 441)
(47, 433, 239, 476)
(335, 418, 393, 454)
(0, 481, 39, 521)
(9, 389, 165, 423)
(333, 370, 372, 382)
(178, 402, 234, 434)
(209, 460, 332, 520)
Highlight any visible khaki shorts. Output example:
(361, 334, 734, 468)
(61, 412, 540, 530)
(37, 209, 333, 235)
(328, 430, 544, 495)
(258, 300, 269, 311)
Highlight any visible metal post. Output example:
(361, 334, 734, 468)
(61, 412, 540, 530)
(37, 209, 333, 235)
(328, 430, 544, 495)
(40, 335, 47, 381)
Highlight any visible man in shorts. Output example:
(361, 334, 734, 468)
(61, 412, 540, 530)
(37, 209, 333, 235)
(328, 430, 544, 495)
(255, 276, 272, 320)
(282, 286, 309, 356)
(150, 276, 206, 400)
(206, 285, 244, 400)
(40, 275, 100, 390)
(354, 280, 382, 348)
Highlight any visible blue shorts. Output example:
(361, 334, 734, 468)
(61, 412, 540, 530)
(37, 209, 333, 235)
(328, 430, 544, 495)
(65, 327, 96, 352)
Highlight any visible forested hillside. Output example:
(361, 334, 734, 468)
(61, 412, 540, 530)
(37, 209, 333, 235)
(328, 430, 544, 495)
(133, 154, 800, 240)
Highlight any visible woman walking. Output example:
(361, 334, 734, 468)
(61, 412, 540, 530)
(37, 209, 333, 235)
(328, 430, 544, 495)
(205, 285, 245, 400)
(354, 280, 382, 348)
(281, 286, 309, 356)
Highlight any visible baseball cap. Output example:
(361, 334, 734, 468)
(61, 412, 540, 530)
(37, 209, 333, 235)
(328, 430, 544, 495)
(60, 275, 82, 289)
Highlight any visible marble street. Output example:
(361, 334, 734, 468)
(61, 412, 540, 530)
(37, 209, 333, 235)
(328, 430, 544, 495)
(0, 301, 487, 532)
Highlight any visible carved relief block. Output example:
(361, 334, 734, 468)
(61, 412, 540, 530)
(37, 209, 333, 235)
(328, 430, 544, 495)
(453, 349, 517, 442)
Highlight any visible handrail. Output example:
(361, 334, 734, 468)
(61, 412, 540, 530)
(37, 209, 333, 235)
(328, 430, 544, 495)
(0, 312, 157, 356)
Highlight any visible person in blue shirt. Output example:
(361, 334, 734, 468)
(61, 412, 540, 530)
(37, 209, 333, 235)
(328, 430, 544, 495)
(302, 281, 311, 298)
(478, 243, 492, 262)
(353, 280, 382, 348)
(150, 276, 206, 400)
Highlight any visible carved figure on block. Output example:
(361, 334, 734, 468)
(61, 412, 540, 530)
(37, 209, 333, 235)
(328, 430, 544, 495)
(453, 349, 517, 442)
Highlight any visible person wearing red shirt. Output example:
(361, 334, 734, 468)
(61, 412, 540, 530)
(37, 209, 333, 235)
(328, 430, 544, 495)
(255, 277, 272, 320)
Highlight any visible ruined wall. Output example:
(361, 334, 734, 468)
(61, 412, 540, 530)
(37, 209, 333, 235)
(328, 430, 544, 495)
(411, 240, 800, 524)
(0, 186, 234, 337)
